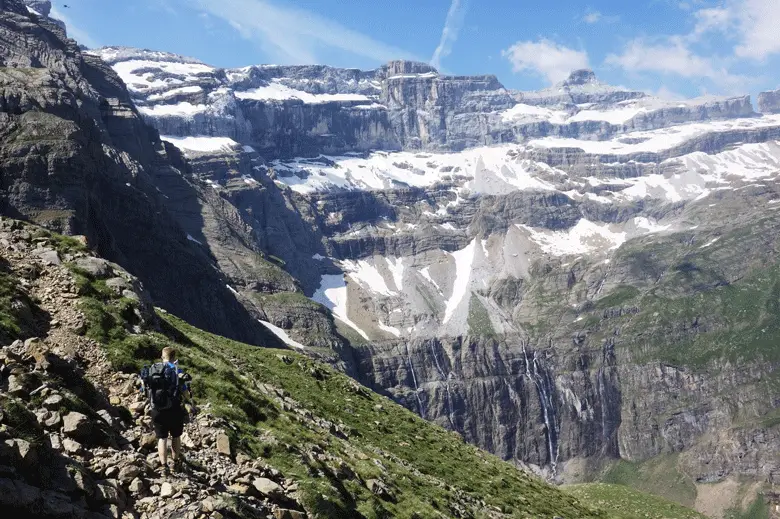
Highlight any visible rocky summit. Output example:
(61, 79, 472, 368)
(2, 0, 780, 517)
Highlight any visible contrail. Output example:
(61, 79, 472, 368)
(431, 0, 469, 70)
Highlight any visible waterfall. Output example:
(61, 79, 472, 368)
(431, 342, 455, 429)
(597, 338, 621, 457)
(523, 343, 560, 474)
(405, 342, 426, 419)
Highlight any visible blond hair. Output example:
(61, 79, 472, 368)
(162, 347, 176, 362)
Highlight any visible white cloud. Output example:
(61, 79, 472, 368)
(189, 0, 416, 65)
(49, 6, 99, 49)
(502, 39, 589, 84)
(687, 1, 780, 60)
(605, 36, 754, 93)
(606, 37, 717, 78)
(583, 11, 602, 24)
(692, 7, 732, 37)
(732, 0, 780, 60)
(431, 0, 469, 70)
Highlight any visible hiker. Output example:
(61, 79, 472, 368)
(140, 346, 193, 475)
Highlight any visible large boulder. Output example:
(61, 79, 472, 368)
(62, 412, 94, 442)
(73, 257, 113, 279)
(252, 477, 283, 498)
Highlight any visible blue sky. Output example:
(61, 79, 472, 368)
(52, 0, 780, 99)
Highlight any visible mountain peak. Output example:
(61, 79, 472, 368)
(562, 69, 598, 87)
(383, 60, 439, 77)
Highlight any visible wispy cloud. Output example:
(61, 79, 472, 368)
(583, 10, 619, 24)
(502, 39, 589, 84)
(50, 6, 99, 49)
(431, 0, 469, 70)
(583, 11, 602, 24)
(606, 36, 718, 78)
(605, 0, 777, 93)
(686, 0, 780, 61)
(187, 0, 416, 65)
(731, 0, 780, 60)
(605, 36, 755, 94)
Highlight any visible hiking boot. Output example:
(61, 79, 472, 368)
(158, 465, 170, 477)
(172, 457, 184, 472)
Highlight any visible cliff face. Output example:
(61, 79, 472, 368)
(92, 47, 758, 158)
(759, 88, 780, 114)
(0, 0, 275, 345)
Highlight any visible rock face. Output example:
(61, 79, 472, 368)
(21, 0, 65, 30)
(92, 48, 756, 158)
(759, 88, 780, 114)
(0, 1, 276, 346)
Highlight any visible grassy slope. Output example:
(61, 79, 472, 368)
(152, 313, 603, 518)
(65, 252, 601, 518)
(564, 484, 707, 519)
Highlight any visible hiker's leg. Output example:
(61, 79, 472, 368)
(170, 408, 185, 465)
(171, 436, 182, 461)
(157, 438, 168, 466)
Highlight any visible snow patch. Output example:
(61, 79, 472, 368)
(501, 104, 568, 124)
(519, 217, 671, 257)
(236, 80, 372, 104)
(139, 102, 207, 117)
(341, 259, 396, 297)
(311, 274, 370, 340)
(161, 136, 239, 154)
(387, 257, 405, 292)
(444, 239, 477, 324)
(377, 321, 401, 337)
(259, 320, 305, 349)
(700, 237, 720, 248)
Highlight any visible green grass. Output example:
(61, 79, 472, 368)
(725, 495, 770, 519)
(601, 456, 698, 508)
(595, 285, 641, 310)
(565, 484, 706, 519)
(64, 253, 604, 516)
(154, 313, 604, 518)
(467, 294, 497, 338)
(69, 267, 151, 372)
(31, 228, 88, 255)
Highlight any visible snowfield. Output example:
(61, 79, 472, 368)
(110, 59, 215, 92)
(235, 80, 373, 104)
(161, 136, 239, 154)
(529, 114, 780, 155)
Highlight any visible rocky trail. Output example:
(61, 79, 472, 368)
(0, 218, 308, 518)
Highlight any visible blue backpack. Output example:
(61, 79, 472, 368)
(140, 362, 179, 410)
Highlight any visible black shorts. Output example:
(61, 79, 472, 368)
(150, 407, 185, 439)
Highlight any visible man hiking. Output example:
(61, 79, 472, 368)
(140, 346, 193, 475)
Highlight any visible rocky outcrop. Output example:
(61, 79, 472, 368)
(0, 3, 276, 345)
(758, 88, 780, 114)
(21, 0, 64, 30)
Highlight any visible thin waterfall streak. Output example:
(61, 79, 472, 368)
(405, 342, 425, 419)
